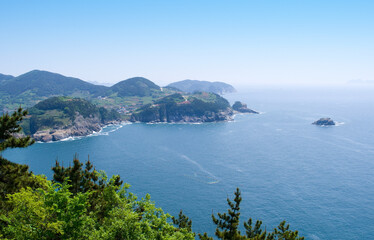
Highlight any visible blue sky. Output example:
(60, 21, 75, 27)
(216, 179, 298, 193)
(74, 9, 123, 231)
(1, 0, 373, 86)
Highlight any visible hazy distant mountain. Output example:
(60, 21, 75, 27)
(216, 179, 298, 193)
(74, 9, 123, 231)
(0, 70, 107, 96)
(0, 73, 14, 84)
(88, 80, 113, 87)
(0, 70, 167, 112)
(167, 80, 236, 95)
(109, 77, 161, 97)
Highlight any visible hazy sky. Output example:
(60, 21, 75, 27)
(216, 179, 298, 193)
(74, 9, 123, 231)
(1, 0, 373, 86)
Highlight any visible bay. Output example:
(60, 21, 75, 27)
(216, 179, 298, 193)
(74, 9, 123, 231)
(3, 85, 374, 239)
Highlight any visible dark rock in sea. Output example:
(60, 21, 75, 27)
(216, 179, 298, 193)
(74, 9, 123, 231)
(312, 118, 336, 126)
(232, 101, 259, 114)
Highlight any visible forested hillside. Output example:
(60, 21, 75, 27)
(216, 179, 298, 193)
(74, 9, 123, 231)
(131, 92, 233, 123)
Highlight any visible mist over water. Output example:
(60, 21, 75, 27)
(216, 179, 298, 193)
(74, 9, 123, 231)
(3, 85, 374, 239)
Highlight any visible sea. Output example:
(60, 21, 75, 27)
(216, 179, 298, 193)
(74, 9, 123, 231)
(3, 85, 374, 240)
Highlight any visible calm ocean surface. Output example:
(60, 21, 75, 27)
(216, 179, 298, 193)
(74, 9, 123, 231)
(3, 85, 374, 239)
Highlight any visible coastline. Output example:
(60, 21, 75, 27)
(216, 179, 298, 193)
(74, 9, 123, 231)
(35, 121, 130, 143)
(35, 110, 260, 143)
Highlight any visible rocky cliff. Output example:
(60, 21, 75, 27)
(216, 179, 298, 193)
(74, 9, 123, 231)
(130, 92, 234, 123)
(23, 96, 121, 142)
(32, 113, 120, 142)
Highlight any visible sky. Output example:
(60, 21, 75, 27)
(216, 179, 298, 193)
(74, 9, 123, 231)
(1, 0, 373, 87)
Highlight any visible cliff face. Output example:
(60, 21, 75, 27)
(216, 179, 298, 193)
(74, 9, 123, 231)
(32, 113, 105, 142)
(25, 97, 121, 142)
(130, 92, 234, 123)
(130, 106, 233, 123)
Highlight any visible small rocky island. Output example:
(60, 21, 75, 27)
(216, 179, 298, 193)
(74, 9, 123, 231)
(312, 118, 336, 126)
(232, 101, 259, 114)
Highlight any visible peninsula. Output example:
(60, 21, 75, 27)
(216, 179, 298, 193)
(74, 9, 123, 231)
(0, 70, 258, 141)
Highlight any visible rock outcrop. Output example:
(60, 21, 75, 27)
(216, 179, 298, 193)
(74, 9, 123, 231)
(232, 101, 258, 114)
(32, 113, 118, 142)
(312, 118, 336, 126)
(130, 106, 233, 123)
(130, 92, 234, 123)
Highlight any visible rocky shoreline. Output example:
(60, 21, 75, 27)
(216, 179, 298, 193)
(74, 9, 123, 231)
(32, 114, 122, 142)
(130, 108, 234, 123)
(31, 101, 259, 141)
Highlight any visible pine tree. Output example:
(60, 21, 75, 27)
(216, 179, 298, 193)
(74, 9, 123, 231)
(52, 154, 106, 195)
(211, 188, 246, 240)
(0, 107, 34, 152)
(199, 188, 304, 240)
(172, 210, 193, 231)
(0, 108, 40, 202)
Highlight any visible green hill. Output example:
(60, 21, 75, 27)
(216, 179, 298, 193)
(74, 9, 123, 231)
(0, 70, 107, 96)
(0, 71, 169, 113)
(131, 92, 233, 123)
(167, 79, 236, 95)
(0, 73, 14, 84)
(109, 77, 161, 97)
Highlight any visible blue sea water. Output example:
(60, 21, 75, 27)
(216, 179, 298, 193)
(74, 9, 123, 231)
(3, 85, 374, 239)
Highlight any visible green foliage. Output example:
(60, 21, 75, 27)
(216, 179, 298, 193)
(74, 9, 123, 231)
(110, 77, 161, 97)
(0, 70, 106, 97)
(211, 188, 245, 240)
(0, 159, 195, 240)
(172, 210, 193, 232)
(24, 97, 121, 134)
(0, 158, 47, 209)
(0, 107, 34, 152)
(99, 107, 121, 123)
(131, 92, 231, 122)
(155, 93, 185, 104)
(0, 108, 43, 204)
(34, 96, 99, 119)
(199, 188, 304, 240)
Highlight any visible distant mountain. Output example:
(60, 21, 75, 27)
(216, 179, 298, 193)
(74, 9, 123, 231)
(0, 73, 14, 84)
(0, 70, 168, 112)
(167, 80, 236, 95)
(109, 77, 161, 97)
(0, 70, 107, 96)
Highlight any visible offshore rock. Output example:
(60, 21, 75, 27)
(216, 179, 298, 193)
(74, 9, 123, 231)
(312, 118, 336, 126)
(232, 101, 259, 114)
